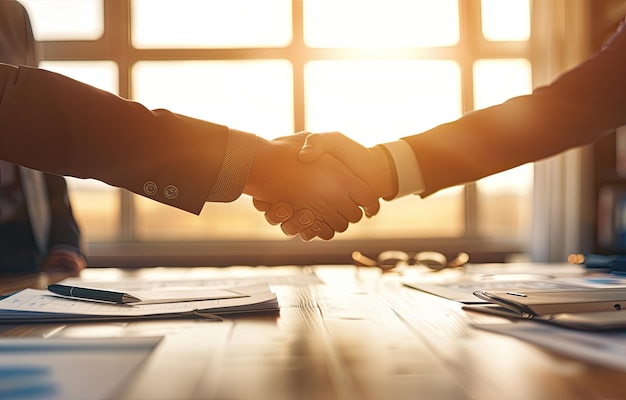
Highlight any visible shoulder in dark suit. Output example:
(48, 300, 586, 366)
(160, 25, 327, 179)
(0, 0, 83, 272)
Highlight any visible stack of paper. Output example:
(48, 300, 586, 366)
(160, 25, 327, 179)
(0, 283, 278, 323)
(474, 322, 626, 372)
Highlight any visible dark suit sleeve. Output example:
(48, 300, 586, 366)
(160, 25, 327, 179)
(44, 173, 82, 252)
(404, 19, 626, 197)
(0, 64, 231, 214)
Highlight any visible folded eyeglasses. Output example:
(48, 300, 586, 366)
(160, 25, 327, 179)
(352, 250, 470, 273)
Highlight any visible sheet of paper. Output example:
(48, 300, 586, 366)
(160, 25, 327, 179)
(555, 276, 626, 288)
(404, 277, 586, 303)
(123, 288, 246, 304)
(474, 322, 626, 372)
(0, 283, 278, 320)
(59, 268, 323, 291)
(0, 337, 161, 400)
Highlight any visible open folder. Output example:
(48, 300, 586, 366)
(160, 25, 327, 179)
(472, 288, 626, 318)
(0, 283, 278, 323)
(466, 288, 626, 331)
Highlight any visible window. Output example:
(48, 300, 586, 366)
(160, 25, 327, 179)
(23, 0, 537, 265)
(20, 0, 103, 41)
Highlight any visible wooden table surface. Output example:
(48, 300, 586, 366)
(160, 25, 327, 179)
(0, 264, 624, 400)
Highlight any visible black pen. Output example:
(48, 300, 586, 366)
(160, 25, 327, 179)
(47, 284, 141, 304)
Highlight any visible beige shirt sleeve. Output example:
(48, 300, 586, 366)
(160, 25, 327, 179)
(381, 140, 425, 199)
(206, 129, 257, 202)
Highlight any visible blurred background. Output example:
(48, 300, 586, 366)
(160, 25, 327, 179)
(16, 0, 626, 267)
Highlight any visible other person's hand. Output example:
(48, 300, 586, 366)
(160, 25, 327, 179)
(40, 248, 87, 276)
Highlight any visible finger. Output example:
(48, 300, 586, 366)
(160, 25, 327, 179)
(41, 259, 79, 276)
(318, 211, 349, 233)
(298, 220, 323, 241)
(337, 204, 363, 224)
(299, 132, 368, 164)
(281, 208, 316, 236)
(349, 180, 381, 217)
(64, 262, 83, 276)
(299, 221, 334, 241)
(298, 133, 326, 162)
(317, 222, 336, 240)
(252, 198, 271, 212)
(266, 202, 294, 225)
(253, 199, 294, 225)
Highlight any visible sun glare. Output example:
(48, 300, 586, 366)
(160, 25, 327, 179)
(19, 0, 103, 41)
(131, 0, 291, 48)
(481, 0, 531, 41)
(305, 60, 461, 146)
(304, 0, 459, 48)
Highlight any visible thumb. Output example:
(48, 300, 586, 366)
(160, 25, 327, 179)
(298, 133, 326, 162)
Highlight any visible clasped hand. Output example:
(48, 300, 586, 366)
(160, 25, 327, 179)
(249, 132, 393, 241)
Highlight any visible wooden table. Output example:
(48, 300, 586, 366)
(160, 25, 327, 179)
(0, 264, 624, 399)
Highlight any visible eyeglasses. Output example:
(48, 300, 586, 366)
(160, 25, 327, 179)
(352, 250, 470, 274)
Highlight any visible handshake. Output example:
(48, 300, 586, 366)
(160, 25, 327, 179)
(244, 131, 398, 241)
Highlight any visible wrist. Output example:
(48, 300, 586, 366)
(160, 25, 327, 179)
(371, 145, 398, 199)
(243, 136, 269, 198)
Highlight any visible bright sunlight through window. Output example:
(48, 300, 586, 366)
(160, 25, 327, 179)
(131, 0, 292, 48)
(304, 0, 459, 48)
(481, 0, 531, 41)
(19, 0, 103, 41)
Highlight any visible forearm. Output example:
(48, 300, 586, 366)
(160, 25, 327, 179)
(402, 19, 626, 196)
(0, 64, 232, 214)
(407, 85, 624, 197)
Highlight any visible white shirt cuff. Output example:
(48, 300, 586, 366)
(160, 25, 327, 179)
(381, 140, 425, 199)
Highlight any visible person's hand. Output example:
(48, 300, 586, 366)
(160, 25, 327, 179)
(245, 132, 380, 240)
(252, 199, 328, 240)
(257, 132, 396, 239)
(40, 248, 87, 276)
(298, 132, 396, 198)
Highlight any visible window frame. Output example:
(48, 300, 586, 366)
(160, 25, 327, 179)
(37, 0, 573, 267)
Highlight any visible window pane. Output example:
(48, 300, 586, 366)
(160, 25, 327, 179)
(473, 58, 533, 237)
(305, 60, 461, 144)
(304, 0, 459, 48)
(473, 59, 531, 110)
(66, 180, 120, 242)
(132, 60, 294, 240)
(338, 188, 465, 239)
(19, 0, 103, 41)
(131, 0, 292, 48)
(37, 61, 121, 242)
(39, 61, 119, 95)
(133, 196, 285, 241)
(477, 164, 533, 238)
(481, 0, 530, 41)
(305, 60, 464, 238)
(132, 60, 293, 137)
